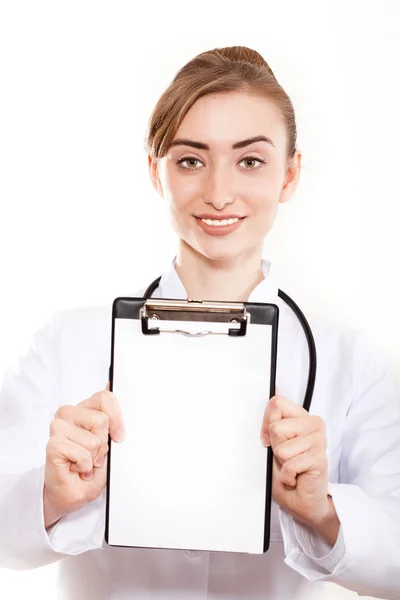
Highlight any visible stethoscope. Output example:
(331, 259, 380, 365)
(143, 276, 317, 412)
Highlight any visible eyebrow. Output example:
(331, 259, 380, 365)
(168, 135, 275, 151)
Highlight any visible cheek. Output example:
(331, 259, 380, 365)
(241, 172, 278, 204)
(247, 188, 278, 216)
(247, 193, 279, 237)
(168, 195, 193, 221)
(164, 171, 198, 211)
(165, 191, 194, 235)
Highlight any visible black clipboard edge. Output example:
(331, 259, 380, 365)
(105, 296, 279, 554)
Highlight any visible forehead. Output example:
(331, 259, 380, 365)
(172, 92, 285, 150)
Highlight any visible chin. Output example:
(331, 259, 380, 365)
(194, 242, 250, 264)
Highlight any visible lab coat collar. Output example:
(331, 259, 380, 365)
(157, 257, 279, 303)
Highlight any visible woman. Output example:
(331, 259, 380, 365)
(1, 45, 399, 600)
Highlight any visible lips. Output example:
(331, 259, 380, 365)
(194, 215, 245, 237)
(195, 214, 244, 220)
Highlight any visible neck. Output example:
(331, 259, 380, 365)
(175, 240, 265, 302)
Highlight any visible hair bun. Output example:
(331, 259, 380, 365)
(198, 46, 276, 79)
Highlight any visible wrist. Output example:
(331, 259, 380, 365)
(308, 495, 340, 547)
(43, 486, 65, 530)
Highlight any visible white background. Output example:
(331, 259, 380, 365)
(0, 1, 399, 598)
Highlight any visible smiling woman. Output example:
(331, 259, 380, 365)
(0, 42, 399, 600)
(135, 47, 399, 599)
(144, 47, 302, 300)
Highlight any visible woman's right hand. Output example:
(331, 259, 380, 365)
(43, 383, 125, 529)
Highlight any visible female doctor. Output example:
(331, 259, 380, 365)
(1, 45, 400, 600)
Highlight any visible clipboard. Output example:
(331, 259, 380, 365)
(105, 296, 279, 554)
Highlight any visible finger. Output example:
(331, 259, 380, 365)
(279, 450, 328, 488)
(273, 430, 327, 464)
(262, 395, 307, 434)
(46, 436, 94, 476)
(261, 412, 317, 447)
(55, 406, 110, 448)
(266, 415, 326, 447)
(49, 419, 107, 468)
(71, 444, 109, 473)
(55, 405, 112, 463)
(106, 381, 110, 391)
(73, 407, 110, 447)
(78, 391, 125, 442)
(56, 405, 113, 464)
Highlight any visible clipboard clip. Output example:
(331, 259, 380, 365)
(140, 299, 248, 337)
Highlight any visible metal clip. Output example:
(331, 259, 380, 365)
(140, 299, 248, 337)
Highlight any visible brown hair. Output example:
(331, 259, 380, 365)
(144, 45, 298, 165)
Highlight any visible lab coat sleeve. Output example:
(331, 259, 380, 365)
(279, 331, 400, 599)
(0, 313, 104, 570)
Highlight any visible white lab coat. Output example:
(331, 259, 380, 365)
(1, 258, 400, 600)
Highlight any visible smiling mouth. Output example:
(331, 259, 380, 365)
(193, 215, 246, 236)
(199, 217, 239, 227)
(194, 216, 245, 227)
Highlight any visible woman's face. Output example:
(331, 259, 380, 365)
(149, 91, 301, 263)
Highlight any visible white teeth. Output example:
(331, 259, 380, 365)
(201, 218, 239, 226)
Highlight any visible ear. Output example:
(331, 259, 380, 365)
(278, 150, 302, 204)
(148, 155, 164, 198)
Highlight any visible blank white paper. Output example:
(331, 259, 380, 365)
(107, 315, 273, 554)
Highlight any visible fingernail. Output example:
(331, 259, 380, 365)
(81, 470, 93, 480)
(94, 454, 105, 468)
(261, 433, 270, 447)
(114, 428, 125, 442)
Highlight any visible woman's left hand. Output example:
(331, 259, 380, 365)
(260, 390, 330, 528)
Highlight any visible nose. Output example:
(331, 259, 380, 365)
(203, 170, 235, 210)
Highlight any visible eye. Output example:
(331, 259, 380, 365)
(176, 157, 203, 170)
(176, 156, 266, 171)
(238, 156, 266, 170)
